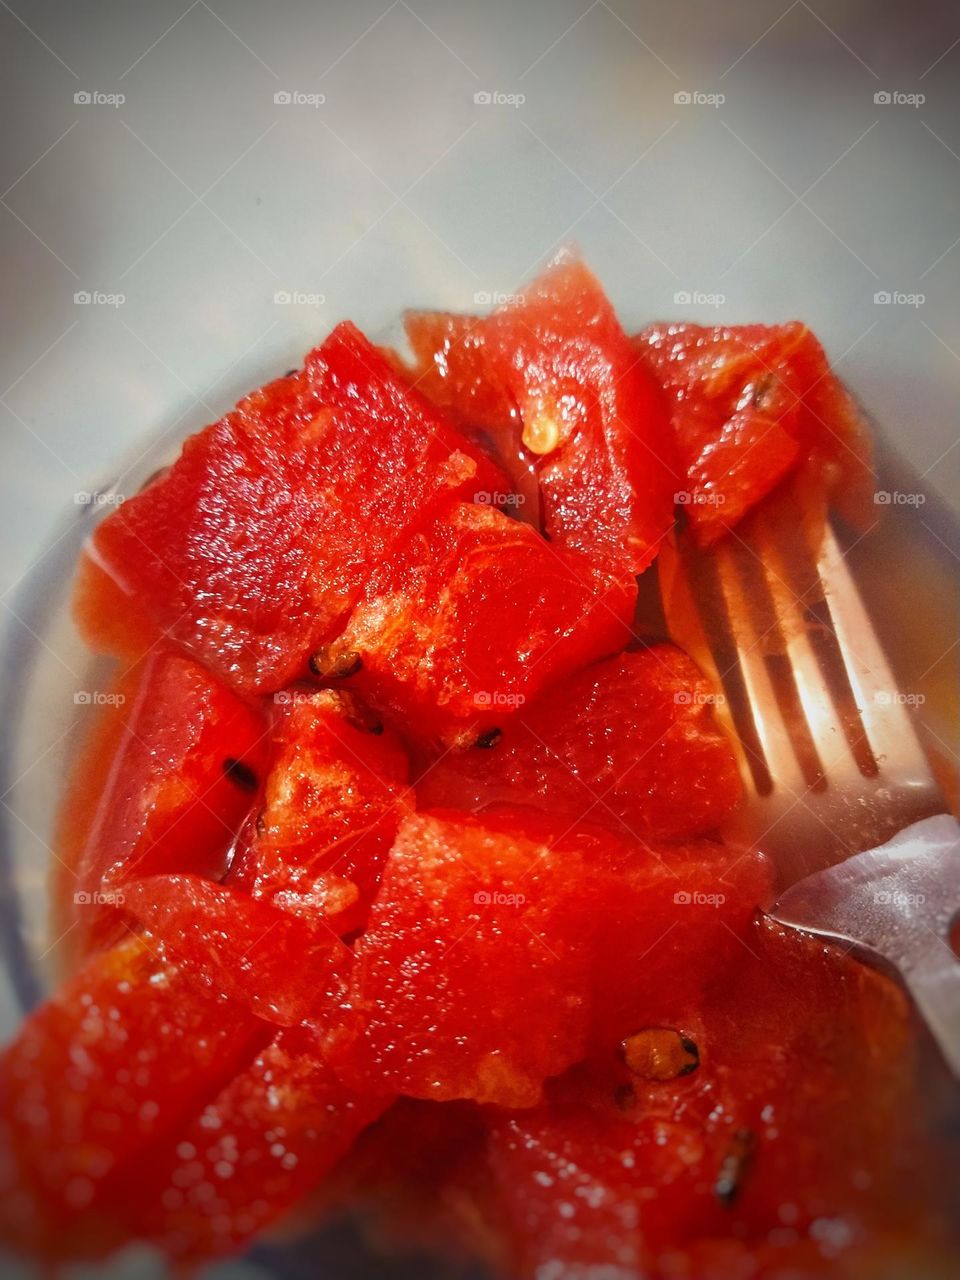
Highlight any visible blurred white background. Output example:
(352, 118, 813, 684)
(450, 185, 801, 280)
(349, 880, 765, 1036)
(1, 0, 958, 611)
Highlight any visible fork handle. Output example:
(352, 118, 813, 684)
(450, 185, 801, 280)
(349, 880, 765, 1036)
(772, 814, 960, 1078)
(901, 932, 960, 1078)
(881, 816, 960, 1077)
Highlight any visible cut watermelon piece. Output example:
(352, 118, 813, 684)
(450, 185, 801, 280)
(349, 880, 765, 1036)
(402, 310, 540, 515)
(125, 1025, 390, 1263)
(484, 260, 676, 572)
(120, 875, 351, 1027)
(228, 689, 412, 934)
(417, 645, 742, 841)
(487, 920, 930, 1280)
(55, 648, 268, 957)
(0, 937, 265, 1258)
(324, 809, 596, 1107)
(318, 501, 638, 748)
(635, 321, 872, 544)
(459, 806, 770, 1050)
(402, 260, 677, 572)
(85, 324, 510, 694)
(325, 808, 767, 1106)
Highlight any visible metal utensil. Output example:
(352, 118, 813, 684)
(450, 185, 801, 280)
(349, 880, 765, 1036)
(661, 485, 960, 1076)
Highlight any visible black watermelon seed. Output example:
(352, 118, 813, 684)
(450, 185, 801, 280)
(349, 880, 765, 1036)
(223, 758, 258, 792)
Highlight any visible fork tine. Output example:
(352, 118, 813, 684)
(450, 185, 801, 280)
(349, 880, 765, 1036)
(662, 483, 944, 890)
(816, 524, 934, 786)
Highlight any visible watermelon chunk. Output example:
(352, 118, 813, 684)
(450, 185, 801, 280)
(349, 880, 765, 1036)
(486, 920, 931, 1280)
(417, 645, 743, 841)
(119, 875, 351, 1027)
(0, 937, 265, 1258)
(55, 648, 267, 957)
(124, 1025, 390, 1263)
(635, 321, 872, 544)
(228, 689, 412, 934)
(402, 259, 677, 572)
(325, 809, 768, 1106)
(317, 501, 638, 748)
(85, 324, 510, 694)
(402, 310, 540, 515)
(324, 809, 595, 1107)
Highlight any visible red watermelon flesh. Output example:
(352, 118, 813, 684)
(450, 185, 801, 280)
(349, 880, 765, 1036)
(319, 501, 638, 747)
(480, 258, 677, 571)
(55, 647, 268, 957)
(402, 260, 677, 572)
(86, 323, 510, 694)
(123, 1025, 390, 1263)
(459, 805, 770, 1050)
(323, 809, 596, 1107)
(402, 309, 541, 515)
(417, 645, 742, 842)
(228, 689, 412, 935)
(635, 321, 872, 544)
(486, 919, 936, 1279)
(119, 875, 351, 1027)
(0, 937, 266, 1259)
(325, 808, 768, 1107)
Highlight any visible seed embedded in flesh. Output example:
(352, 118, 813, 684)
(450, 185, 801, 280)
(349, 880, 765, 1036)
(475, 727, 502, 749)
(521, 413, 561, 456)
(309, 649, 363, 680)
(620, 1028, 700, 1081)
(222, 758, 259, 792)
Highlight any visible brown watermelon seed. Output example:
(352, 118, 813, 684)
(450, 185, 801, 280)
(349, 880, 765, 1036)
(620, 1028, 700, 1081)
(309, 649, 363, 679)
(475, 727, 502, 749)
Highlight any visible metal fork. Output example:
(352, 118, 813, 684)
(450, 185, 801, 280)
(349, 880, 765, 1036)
(661, 483, 960, 1076)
